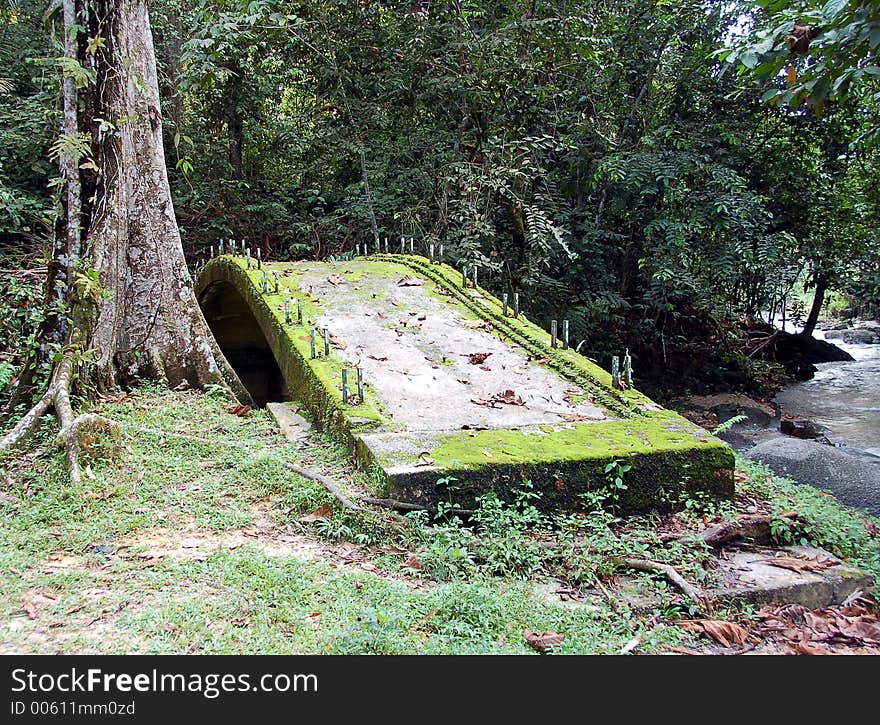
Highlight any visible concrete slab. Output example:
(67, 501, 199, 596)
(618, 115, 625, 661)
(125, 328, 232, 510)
(298, 264, 609, 430)
(196, 254, 735, 511)
(619, 545, 873, 613)
(267, 402, 312, 443)
(715, 545, 873, 609)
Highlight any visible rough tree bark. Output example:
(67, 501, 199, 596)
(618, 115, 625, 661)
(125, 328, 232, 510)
(85, 0, 240, 390)
(1, 0, 248, 478)
(801, 273, 829, 339)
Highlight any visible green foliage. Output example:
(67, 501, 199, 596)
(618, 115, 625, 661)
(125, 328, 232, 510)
(724, 1, 880, 119)
(1, 388, 877, 654)
(4, 0, 878, 402)
(470, 482, 548, 578)
(0, 264, 46, 407)
(712, 414, 749, 435)
(577, 458, 632, 519)
(0, 1, 57, 235)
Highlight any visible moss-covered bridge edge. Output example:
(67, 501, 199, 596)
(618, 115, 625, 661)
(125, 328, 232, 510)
(195, 254, 734, 512)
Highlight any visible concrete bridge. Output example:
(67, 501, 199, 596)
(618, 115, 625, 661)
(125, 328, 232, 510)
(195, 253, 734, 511)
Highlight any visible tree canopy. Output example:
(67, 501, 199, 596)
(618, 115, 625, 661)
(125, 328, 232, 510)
(1, 0, 878, 403)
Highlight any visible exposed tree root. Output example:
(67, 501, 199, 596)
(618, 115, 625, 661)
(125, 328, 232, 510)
(281, 462, 474, 518)
(283, 462, 365, 512)
(358, 495, 475, 516)
(281, 462, 444, 535)
(609, 556, 709, 608)
(0, 350, 119, 487)
(684, 513, 800, 548)
(0, 389, 53, 451)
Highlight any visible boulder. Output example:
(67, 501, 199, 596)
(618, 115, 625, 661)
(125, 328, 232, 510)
(779, 418, 821, 439)
(824, 328, 879, 345)
(777, 332, 854, 364)
(845, 328, 879, 344)
(744, 438, 880, 515)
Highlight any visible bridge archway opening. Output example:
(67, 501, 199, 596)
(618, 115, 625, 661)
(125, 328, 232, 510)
(199, 281, 290, 408)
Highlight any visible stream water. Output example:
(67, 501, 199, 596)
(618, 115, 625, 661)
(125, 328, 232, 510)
(729, 322, 880, 514)
(773, 331, 880, 462)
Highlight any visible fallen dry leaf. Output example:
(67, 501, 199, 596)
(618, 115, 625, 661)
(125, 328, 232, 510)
(524, 629, 564, 653)
(461, 319, 494, 332)
(757, 598, 880, 652)
(463, 352, 492, 365)
(368, 355, 388, 362)
(472, 390, 526, 408)
(838, 619, 880, 644)
(299, 503, 333, 523)
(397, 276, 425, 287)
(676, 619, 755, 648)
(555, 412, 598, 422)
(327, 274, 346, 286)
(163, 624, 180, 634)
(562, 388, 584, 405)
(787, 641, 830, 655)
(23, 601, 39, 620)
(330, 334, 348, 350)
(231, 616, 251, 628)
(404, 554, 422, 571)
(223, 403, 252, 418)
(760, 555, 836, 573)
(535, 357, 550, 365)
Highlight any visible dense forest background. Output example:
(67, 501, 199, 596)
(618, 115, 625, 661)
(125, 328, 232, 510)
(2, 0, 879, 401)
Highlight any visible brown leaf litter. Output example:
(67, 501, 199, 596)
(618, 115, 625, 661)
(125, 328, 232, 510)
(524, 630, 565, 653)
(463, 352, 492, 365)
(472, 390, 526, 408)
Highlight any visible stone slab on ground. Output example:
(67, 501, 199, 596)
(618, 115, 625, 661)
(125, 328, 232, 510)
(197, 254, 735, 511)
(715, 545, 873, 609)
(619, 545, 873, 613)
(266, 402, 312, 442)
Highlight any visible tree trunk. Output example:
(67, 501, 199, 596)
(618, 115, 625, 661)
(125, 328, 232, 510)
(79, 0, 244, 395)
(4, 0, 250, 478)
(801, 274, 829, 338)
(60, 0, 82, 307)
(225, 58, 244, 180)
(11, 0, 83, 407)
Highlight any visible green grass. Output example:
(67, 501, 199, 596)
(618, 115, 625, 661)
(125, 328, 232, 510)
(0, 386, 877, 654)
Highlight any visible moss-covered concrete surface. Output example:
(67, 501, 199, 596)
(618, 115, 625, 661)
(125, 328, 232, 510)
(195, 254, 734, 511)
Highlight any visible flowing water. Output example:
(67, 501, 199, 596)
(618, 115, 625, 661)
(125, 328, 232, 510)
(774, 331, 880, 462)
